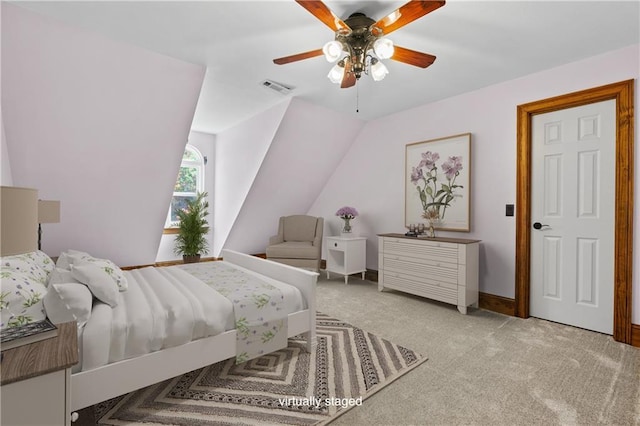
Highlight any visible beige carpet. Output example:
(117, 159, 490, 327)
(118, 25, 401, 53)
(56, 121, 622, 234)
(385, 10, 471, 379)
(318, 274, 640, 425)
(78, 273, 640, 425)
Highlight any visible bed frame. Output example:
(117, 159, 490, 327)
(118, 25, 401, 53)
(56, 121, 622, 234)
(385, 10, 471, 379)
(70, 249, 317, 412)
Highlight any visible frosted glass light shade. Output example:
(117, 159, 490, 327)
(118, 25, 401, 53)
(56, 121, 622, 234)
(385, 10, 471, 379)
(327, 63, 344, 84)
(370, 61, 389, 81)
(322, 41, 343, 63)
(373, 38, 394, 60)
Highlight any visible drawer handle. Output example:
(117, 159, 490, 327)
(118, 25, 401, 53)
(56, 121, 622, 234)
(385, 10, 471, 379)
(334, 243, 338, 247)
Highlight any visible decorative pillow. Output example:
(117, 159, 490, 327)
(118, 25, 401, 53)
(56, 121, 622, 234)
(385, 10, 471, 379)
(1, 252, 51, 286)
(43, 283, 93, 327)
(56, 250, 92, 270)
(0, 268, 48, 329)
(70, 264, 120, 308)
(57, 251, 128, 292)
(32, 251, 55, 276)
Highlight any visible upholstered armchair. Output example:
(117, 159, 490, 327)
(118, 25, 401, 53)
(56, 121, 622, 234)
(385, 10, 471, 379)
(266, 215, 324, 272)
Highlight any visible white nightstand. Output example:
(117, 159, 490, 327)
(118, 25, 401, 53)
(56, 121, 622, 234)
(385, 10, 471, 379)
(1, 321, 78, 425)
(325, 236, 367, 284)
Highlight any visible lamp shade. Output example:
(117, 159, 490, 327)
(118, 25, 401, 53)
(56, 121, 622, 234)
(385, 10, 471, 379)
(370, 60, 389, 81)
(327, 63, 345, 84)
(1, 186, 38, 256)
(38, 200, 60, 224)
(373, 38, 394, 60)
(323, 41, 343, 63)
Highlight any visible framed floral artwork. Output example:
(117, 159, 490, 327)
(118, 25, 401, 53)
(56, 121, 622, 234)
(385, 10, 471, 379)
(405, 133, 471, 232)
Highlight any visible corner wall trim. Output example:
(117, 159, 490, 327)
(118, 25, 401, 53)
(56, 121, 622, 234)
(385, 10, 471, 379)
(479, 292, 516, 316)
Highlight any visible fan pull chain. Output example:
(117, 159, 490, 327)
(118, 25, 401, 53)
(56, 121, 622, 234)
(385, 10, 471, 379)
(356, 83, 359, 113)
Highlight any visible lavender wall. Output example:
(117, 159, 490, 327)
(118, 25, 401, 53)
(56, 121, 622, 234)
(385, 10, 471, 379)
(222, 97, 364, 255)
(213, 99, 292, 256)
(308, 44, 640, 323)
(1, 116, 11, 185)
(2, 4, 205, 265)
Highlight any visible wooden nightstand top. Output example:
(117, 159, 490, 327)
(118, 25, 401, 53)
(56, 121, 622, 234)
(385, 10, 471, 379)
(1, 321, 78, 385)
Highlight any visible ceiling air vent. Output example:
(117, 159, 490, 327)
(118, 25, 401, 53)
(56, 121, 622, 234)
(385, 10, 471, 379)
(261, 79, 293, 95)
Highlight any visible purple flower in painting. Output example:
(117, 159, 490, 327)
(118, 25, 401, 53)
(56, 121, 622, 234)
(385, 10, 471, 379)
(410, 166, 424, 184)
(419, 151, 439, 170)
(335, 206, 359, 219)
(411, 150, 464, 220)
(442, 156, 463, 180)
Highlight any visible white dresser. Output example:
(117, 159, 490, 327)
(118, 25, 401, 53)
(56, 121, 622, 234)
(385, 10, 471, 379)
(326, 236, 367, 284)
(378, 234, 480, 314)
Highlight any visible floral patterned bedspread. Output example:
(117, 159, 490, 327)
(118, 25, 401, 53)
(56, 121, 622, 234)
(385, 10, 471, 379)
(178, 261, 287, 363)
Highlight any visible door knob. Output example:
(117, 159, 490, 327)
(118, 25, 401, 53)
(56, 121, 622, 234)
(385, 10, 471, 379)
(532, 222, 549, 230)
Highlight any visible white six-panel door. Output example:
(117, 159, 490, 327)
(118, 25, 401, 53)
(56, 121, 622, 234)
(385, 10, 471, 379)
(530, 99, 615, 334)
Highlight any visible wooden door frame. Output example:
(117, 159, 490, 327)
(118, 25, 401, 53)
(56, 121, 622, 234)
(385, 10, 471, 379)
(515, 79, 634, 344)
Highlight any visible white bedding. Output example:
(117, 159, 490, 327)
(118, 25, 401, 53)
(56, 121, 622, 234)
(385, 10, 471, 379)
(80, 262, 305, 372)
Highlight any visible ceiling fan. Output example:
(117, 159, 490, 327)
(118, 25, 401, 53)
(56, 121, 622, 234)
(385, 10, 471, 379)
(273, 0, 445, 88)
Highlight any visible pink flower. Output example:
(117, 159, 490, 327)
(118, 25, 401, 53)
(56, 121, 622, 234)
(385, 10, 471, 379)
(410, 166, 424, 184)
(419, 151, 439, 170)
(335, 206, 358, 219)
(442, 156, 463, 180)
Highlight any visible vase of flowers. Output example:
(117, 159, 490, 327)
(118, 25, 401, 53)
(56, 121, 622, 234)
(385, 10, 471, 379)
(410, 151, 464, 233)
(335, 206, 358, 234)
(422, 208, 440, 238)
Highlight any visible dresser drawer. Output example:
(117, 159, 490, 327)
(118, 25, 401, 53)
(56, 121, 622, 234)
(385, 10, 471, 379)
(383, 255, 458, 285)
(382, 273, 458, 305)
(383, 238, 459, 264)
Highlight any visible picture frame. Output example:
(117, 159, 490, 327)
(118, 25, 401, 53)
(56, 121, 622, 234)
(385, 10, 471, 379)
(405, 133, 471, 232)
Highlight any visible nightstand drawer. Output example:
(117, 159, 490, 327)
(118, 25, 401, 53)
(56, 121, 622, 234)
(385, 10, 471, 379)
(327, 239, 346, 251)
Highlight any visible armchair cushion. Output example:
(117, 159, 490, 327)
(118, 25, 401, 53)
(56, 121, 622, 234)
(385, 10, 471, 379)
(282, 215, 319, 242)
(265, 241, 317, 260)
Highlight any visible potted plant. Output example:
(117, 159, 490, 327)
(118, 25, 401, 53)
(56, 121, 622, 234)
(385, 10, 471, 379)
(173, 191, 210, 263)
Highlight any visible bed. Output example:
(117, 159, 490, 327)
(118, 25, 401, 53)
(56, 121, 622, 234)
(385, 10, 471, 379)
(0, 248, 317, 413)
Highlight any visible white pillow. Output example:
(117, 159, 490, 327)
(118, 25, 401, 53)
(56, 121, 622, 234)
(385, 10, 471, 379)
(57, 251, 128, 292)
(0, 268, 48, 329)
(55, 250, 92, 270)
(70, 264, 120, 308)
(43, 283, 93, 327)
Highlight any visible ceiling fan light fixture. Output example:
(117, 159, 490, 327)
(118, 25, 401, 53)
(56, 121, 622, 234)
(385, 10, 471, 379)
(322, 40, 343, 62)
(373, 38, 394, 60)
(327, 63, 345, 84)
(370, 60, 389, 81)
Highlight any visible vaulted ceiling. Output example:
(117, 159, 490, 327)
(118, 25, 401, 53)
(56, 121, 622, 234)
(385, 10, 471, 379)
(13, 1, 640, 134)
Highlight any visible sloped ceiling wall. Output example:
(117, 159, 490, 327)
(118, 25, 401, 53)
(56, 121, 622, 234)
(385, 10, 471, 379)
(212, 99, 291, 257)
(1, 4, 205, 266)
(221, 97, 364, 255)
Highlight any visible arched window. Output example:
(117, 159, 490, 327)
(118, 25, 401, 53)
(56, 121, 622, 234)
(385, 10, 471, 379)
(166, 144, 204, 228)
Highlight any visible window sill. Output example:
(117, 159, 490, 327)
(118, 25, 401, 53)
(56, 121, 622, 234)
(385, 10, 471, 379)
(163, 228, 179, 235)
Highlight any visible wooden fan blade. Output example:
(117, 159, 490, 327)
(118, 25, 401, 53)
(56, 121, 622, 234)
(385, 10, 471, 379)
(341, 60, 357, 88)
(273, 48, 324, 65)
(391, 45, 436, 68)
(374, 1, 445, 35)
(295, 0, 349, 32)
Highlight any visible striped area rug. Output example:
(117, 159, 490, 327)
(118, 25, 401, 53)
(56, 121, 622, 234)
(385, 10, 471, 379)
(96, 312, 427, 425)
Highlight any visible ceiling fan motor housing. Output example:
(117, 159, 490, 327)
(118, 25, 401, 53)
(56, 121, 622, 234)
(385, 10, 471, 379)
(336, 13, 382, 79)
